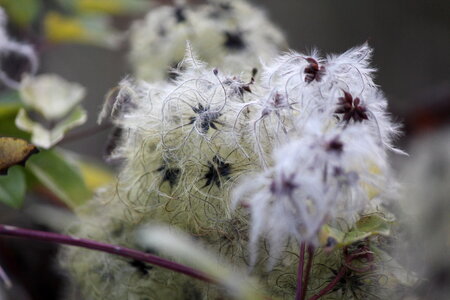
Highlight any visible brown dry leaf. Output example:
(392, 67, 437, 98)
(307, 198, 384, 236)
(0, 137, 39, 175)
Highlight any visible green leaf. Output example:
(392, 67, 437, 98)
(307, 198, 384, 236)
(319, 214, 392, 249)
(0, 91, 30, 138)
(26, 149, 92, 209)
(319, 224, 345, 250)
(59, 150, 114, 191)
(0, 91, 22, 113)
(342, 214, 391, 246)
(0, 0, 41, 27)
(0, 166, 26, 208)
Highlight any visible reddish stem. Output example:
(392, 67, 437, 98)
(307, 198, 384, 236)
(58, 123, 112, 145)
(295, 242, 306, 300)
(308, 244, 375, 300)
(308, 266, 347, 300)
(301, 245, 315, 300)
(0, 224, 213, 283)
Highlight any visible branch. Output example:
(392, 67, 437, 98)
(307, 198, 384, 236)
(295, 242, 306, 300)
(0, 224, 214, 284)
(301, 245, 315, 300)
(308, 266, 347, 300)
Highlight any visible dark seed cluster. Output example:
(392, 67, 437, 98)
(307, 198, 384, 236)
(156, 163, 181, 188)
(335, 91, 369, 123)
(304, 57, 326, 83)
(202, 155, 231, 188)
(188, 104, 222, 134)
(224, 31, 246, 51)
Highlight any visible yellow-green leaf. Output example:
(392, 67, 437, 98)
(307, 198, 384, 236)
(0, 137, 38, 175)
(44, 12, 122, 48)
(319, 214, 392, 250)
(342, 214, 391, 246)
(58, 0, 150, 15)
(0, 165, 26, 208)
(58, 150, 114, 191)
(26, 149, 91, 208)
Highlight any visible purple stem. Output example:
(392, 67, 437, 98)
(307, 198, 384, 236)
(301, 245, 315, 300)
(308, 265, 347, 300)
(295, 242, 306, 300)
(0, 224, 213, 283)
(58, 123, 112, 145)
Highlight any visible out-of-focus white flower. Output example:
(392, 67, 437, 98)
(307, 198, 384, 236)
(0, 8, 38, 89)
(233, 122, 389, 263)
(128, 0, 286, 81)
(19, 74, 86, 120)
(15, 74, 87, 148)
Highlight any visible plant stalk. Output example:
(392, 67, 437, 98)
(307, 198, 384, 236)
(0, 224, 214, 283)
(295, 242, 306, 300)
(308, 265, 347, 300)
(301, 245, 315, 299)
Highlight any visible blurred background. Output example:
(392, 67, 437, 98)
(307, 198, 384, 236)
(46, 0, 450, 158)
(0, 0, 449, 299)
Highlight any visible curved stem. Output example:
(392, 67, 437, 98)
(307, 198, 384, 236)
(0, 224, 213, 283)
(308, 265, 347, 300)
(295, 242, 306, 300)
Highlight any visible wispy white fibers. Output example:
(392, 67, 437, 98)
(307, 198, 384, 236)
(233, 43, 402, 263)
(64, 43, 403, 299)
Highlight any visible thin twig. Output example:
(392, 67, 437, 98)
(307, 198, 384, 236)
(307, 244, 375, 300)
(58, 123, 112, 145)
(0, 224, 213, 283)
(295, 242, 306, 300)
(301, 245, 315, 300)
(308, 265, 347, 300)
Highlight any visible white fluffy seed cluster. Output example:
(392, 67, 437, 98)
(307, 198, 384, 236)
(63, 41, 402, 299)
(233, 43, 403, 262)
(128, 0, 286, 81)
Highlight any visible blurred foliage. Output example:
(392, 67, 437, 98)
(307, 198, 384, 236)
(319, 214, 392, 249)
(0, 0, 41, 27)
(44, 12, 121, 47)
(0, 0, 151, 47)
(26, 149, 92, 208)
(58, 0, 150, 15)
(0, 165, 26, 208)
(0, 84, 111, 210)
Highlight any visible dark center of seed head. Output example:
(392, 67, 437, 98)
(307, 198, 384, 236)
(224, 31, 246, 51)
